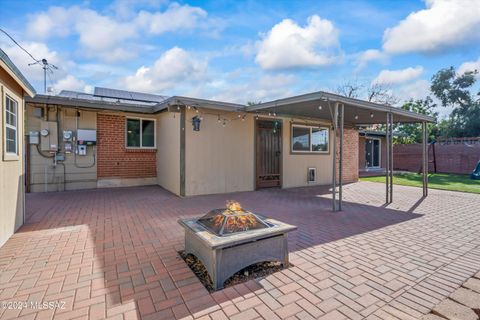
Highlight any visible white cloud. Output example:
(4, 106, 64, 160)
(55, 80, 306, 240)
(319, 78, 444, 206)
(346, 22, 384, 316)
(24, 3, 212, 62)
(354, 49, 389, 72)
(52, 75, 91, 94)
(1, 40, 70, 83)
(211, 70, 297, 103)
(122, 47, 208, 93)
(383, 0, 480, 54)
(396, 79, 430, 101)
(136, 3, 208, 34)
(255, 15, 341, 70)
(458, 57, 480, 75)
(373, 66, 424, 85)
(26, 6, 137, 62)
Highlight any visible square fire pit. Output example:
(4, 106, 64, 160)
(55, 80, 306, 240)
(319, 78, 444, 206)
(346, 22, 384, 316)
(178, 201, 297, 290)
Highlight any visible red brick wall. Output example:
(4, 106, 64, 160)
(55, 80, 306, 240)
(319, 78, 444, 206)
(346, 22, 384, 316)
(336, 128, 359, 183)
(394, 143, 480, 174)
(97, 114, 157, 179)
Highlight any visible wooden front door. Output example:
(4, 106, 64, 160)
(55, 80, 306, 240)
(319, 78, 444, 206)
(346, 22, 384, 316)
(256, 120, 282, 188)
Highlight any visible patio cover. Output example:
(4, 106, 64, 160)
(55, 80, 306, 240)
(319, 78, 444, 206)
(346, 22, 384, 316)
(246, 91, 435, 124)
(247, 91, 436, 211)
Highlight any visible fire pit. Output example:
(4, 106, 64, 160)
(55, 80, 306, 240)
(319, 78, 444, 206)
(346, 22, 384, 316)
(178, 201, 297, 290)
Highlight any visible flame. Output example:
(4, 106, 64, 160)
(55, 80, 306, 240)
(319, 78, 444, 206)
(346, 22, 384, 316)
(226, 200, 242, 212)
(208, 200, 260, 233)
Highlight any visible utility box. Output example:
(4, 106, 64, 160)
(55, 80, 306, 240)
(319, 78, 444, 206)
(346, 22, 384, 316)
(40, 121, 58, 152)
(29, 131, 40, 145)
(77, 129, 97, 145)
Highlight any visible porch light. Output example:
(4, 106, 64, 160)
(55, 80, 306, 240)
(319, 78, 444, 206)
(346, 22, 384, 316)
(318, 105, 322, 110)
(354, 114, 359, 120)
(370, 112, 374, 118)
(192, 116, 201, 131)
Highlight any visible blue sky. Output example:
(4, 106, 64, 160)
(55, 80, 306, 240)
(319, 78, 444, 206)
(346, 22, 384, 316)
(1, 0, 479, 116)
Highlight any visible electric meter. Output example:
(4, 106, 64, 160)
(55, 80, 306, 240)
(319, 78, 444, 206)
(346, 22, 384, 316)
(40, 129, 49, 137)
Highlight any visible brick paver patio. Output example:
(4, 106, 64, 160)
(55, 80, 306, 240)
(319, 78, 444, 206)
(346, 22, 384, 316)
(1, 181, 479, 320)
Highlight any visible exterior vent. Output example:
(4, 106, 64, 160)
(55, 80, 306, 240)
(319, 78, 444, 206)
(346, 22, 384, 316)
(307, 167, 316, 183)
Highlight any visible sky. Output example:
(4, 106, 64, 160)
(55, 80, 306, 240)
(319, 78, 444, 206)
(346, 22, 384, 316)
(1, 0, 480, 117)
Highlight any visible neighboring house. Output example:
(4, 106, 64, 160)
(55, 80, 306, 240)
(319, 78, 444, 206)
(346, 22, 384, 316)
(358, 130, 387, 175)
(0, 49, 35, 247)
(25, 88, 431, 197)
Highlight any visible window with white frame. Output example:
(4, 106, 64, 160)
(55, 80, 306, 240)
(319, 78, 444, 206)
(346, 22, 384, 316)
(5, 95, 18, 154)
(126, 118, 155, 148)
(291, 124, 329, 153)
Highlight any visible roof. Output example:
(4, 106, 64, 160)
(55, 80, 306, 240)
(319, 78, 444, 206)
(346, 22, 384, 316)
(247, 91, 436, 124)
(26, 88, 244, 114)
(0, 48, 36, 97)
(25, 87, 436, 124)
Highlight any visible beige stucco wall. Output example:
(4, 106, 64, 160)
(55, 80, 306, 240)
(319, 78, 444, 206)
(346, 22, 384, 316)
(26, 105, 98, 192)
(281, 118, 334, 188)
(156, 111, 181, 195)
(0, 67, 25, 247)
(184, 109, 255, 196)
(182, 109, 335, 196)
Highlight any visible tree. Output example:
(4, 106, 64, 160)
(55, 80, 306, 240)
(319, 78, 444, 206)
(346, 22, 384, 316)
(334, 80, 398, 105)
(430, 67, 480, 137)
(394, 97, 439, 144)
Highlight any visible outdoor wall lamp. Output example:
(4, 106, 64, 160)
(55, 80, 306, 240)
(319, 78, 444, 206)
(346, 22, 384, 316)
(192, 116, 201, 131)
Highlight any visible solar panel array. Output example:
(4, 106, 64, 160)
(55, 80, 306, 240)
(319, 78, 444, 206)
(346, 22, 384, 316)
(94, 87, 168, 103)
(57, 90, 159, 107)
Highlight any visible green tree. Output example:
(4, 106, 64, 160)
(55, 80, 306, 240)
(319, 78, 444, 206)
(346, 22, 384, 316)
(394, 97, 439, 144)
(430, 67, 480, 137)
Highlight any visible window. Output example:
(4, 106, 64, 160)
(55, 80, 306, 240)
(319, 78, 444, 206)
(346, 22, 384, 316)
(5, 96, 18, 154)
(291, 124, 329, 153)
(126, 118, 155, 148)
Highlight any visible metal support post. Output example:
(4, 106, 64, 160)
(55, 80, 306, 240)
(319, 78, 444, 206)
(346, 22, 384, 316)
(339, 103, 344, 211)
(422, 122, 428, 197)
(385, 113, 390, 203)
(331, 102, 338, 211)
(389, 113, 393, 203)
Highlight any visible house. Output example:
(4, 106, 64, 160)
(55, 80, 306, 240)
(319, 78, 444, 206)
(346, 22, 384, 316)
(25, 88, 433, 199)
(0, 49, 35, 247)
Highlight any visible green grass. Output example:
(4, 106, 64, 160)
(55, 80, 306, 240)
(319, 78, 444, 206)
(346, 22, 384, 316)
(360, 173, 480, 194)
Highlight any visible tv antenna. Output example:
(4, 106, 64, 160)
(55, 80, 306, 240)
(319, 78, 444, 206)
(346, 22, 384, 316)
(29, 59, 58, 94)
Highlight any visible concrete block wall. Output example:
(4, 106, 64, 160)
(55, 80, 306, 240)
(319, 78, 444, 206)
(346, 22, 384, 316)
(97, 113, 157, 179)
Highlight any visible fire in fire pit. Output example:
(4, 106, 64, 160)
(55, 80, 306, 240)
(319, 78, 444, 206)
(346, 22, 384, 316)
(197, 201, 272, 236)
(178, 201, 297, 290)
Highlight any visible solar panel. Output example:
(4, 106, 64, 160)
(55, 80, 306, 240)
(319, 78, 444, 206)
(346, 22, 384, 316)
(94, 87, 168, 103)
(57, 90, 159, 108)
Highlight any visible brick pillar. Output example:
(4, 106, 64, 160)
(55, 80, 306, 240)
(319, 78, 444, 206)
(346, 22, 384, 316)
(336, 128, 359, 183)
